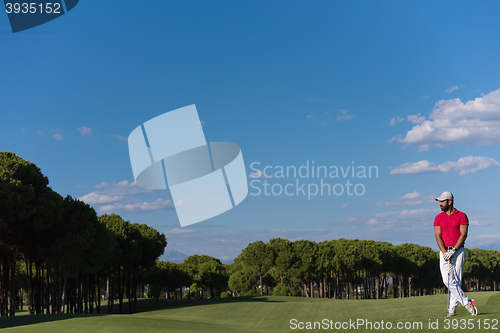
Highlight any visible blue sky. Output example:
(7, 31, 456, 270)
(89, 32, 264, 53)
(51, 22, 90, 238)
(2, 1, 500, 262)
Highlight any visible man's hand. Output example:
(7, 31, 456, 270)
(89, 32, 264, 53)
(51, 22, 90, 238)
(443, 248, 456, 261)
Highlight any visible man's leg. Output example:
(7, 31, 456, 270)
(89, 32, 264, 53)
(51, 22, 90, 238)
(448, 248, 469, 307)
(448, 250, 462, 311)
(452, 247, 466, 296)
(453, 248, 477, 315)
(440, 252, 458, 315)
(440, 250, 468, 307)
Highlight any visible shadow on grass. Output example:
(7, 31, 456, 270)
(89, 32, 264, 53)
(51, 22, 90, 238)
(134, 296, 284, 313)
(0, 313, 104, 329)
(0, 296, 283, 329)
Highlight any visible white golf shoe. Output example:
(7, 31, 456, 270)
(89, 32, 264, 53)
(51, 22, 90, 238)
(466, 299, 477, 316)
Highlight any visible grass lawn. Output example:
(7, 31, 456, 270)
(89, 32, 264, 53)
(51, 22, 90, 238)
(0, 292, 498, 332)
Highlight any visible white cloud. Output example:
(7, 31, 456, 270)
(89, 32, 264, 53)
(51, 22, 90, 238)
(407, 114, 426, 124)
(52, 133, 64, 141)
(390, 117, 404, 125)
(95, 180, 135, 188)
(306, 115, 314, 120)
(400, 191, 421, 199)
(445, 85, 464, 94)
(336, 109, 353, 121)
(307, 97, 320, 102)
(78, 192, 129, 205)
(376, 191, 435, 207)
(77, 126, 92, 136)
(420, 95, 430, 100)
(78, 180, 164, 214)
(390, 156, 500, 175)
(439, 156, 500, 175)
(90, 181, 155, 196)
(37, 131, 45, 137)
(393, 88, 500, 150)
(100, 199, 175, 214)
(390, 114, 425, 126)
(390, 160, 440, 175)
(341, 203, 350, 208)
(109, 134, 128, 143)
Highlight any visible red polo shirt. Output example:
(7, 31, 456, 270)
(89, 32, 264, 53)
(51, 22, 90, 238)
(434, 209, 469, 247)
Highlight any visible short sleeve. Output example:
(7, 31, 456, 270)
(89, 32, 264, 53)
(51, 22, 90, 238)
(460, 212, 469, 225)
(433, 214, 441, 227)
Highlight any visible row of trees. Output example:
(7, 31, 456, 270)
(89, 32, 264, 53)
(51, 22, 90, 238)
(216, 239, 439, 299)
(147, 240, 500, 302)
(0, 152, 167, 317)
(464, 248, 500, 292)
(147, 255, 228, 301)
(226, 239, 500, 299)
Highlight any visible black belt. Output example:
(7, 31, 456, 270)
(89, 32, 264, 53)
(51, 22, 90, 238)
(446, 246, 456, 250)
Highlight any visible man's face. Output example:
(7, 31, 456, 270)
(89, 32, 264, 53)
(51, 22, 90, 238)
(439, 200, 451, 211)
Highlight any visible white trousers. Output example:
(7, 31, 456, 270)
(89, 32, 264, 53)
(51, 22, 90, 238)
(439, 247, 469, 309)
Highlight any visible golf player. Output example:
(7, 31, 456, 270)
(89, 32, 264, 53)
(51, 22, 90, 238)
(434, 191, 477, 316)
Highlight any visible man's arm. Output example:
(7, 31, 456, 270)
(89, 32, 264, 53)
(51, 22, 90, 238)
(454, 224, 468, 250)
(434, 226, 447, 254)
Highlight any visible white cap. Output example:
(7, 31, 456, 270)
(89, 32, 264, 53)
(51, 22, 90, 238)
(435, 191, 453, 202)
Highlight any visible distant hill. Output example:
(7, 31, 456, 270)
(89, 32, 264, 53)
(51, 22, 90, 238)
(159, 248, 189, 263)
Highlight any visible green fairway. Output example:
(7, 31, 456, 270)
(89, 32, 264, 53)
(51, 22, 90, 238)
(1, 292, 499, 332)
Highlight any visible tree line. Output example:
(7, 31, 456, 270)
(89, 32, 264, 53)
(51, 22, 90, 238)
(144, 238, 500, 302)
(225, 239, 500, 299)
(2, 151, 499, 317)
(0, 152, 166, 316)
